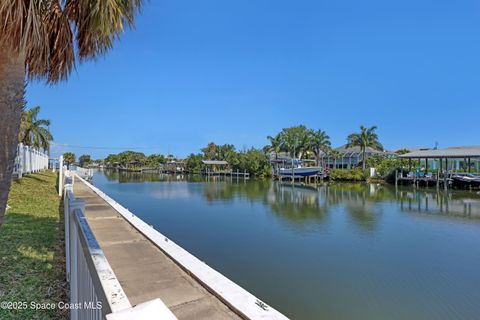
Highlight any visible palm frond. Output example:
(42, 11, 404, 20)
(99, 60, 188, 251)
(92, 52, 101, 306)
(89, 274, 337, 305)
(1, 0, 142, 83)
(18, 105, 53, 149)
(33, 119, 50, 126)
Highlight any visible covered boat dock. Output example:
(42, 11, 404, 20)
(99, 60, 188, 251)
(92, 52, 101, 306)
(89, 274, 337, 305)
(398, 146, 480, 189)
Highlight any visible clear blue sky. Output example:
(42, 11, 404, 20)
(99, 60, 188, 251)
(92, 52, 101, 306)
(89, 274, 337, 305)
(27, 0, 480, 159)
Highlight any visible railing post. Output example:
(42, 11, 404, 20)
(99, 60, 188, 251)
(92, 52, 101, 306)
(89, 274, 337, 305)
(68, 199, 85, 320)
(64, 184, 74, 282)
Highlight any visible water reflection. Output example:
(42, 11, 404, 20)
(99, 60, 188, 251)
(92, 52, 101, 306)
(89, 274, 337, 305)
(202, 179, 270, 204)
(104, 170, 480, 224)
(103, 170, 191, 183)
(268, 183, 329, 224)
(93, 170, 480, 320)
(397, 189, 480, 219)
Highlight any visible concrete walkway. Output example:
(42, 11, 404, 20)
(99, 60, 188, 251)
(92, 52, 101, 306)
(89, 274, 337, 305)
(74, 179, 241, 320)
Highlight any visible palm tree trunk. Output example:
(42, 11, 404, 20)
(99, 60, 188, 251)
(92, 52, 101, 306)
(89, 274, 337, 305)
(0, 48, 25, 226)
(362, 148, 366, 170)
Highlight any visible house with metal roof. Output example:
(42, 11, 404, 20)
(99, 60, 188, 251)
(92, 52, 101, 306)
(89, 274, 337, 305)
(325, 145, 395, 169)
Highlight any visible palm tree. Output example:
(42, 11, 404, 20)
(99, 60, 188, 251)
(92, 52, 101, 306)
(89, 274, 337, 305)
(279, 125, 310, 159)
(347, 125, 383, 170)
(265, 135, 283, 159)
(307, 129, 331, 167)
(18, 106, 53, 151)
(328, 149, 342, 169)
(0, 1, 143, 224)
(63, 152, 76, 169)
(216, 144, 236, 161)
(202, 142, 218, 160)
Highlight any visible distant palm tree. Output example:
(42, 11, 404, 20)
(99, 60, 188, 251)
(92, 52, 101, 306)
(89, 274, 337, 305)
(279, 125, 310, 159)
(328, 149, 342, 169)
(18, 106, 53, 151)
(63, 152, 76, 169)
(395, 148, 410, 155)
(347, 126, 383, 170)
(266, 135, 284, 159)
(202, 142, 218, 159)
(308, 129, 331, 166)
(0, 0, 143, 224)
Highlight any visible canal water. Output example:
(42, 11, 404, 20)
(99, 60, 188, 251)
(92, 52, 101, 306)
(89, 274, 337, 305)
(92, 170, 480, 320)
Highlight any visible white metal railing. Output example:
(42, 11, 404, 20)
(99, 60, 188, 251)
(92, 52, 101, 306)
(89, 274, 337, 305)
(63, 173, 131, 319)
(13, 143, 49, 178)
(72, 166, 93, 180)
(63, 171, 177, 319)
(75, 174, 289, 320)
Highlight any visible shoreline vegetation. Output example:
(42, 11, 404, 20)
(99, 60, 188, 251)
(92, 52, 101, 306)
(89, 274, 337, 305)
(80, 125, 411, 182)
(0, 172, 66, 320)
(67, 125, 477, 183)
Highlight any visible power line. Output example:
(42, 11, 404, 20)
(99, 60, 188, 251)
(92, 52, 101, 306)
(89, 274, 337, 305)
(50, 143, 164, 150)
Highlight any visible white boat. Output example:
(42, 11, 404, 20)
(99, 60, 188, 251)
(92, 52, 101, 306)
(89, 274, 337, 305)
(278, 166, 322, 177)
(276, 159, 322, 177)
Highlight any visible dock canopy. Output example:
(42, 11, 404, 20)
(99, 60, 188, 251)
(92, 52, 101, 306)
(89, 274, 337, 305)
(399, 146, 480, 159)
(202, 160, 229, 165)
(398, 146, 480, 174)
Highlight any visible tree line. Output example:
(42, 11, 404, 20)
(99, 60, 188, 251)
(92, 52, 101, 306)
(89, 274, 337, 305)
(71, 124, 384, 177)
(89, 145, 272, 177)
(185, 144, 272, 177)
(264, 124, 383, 170)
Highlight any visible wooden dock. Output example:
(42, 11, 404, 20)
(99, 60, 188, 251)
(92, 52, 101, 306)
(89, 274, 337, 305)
(118, 167, 142, 173)
(274, 174, 327, 184)
(394, 170, 480, 189)
(396, 175, 451, 188)
(203, 170, 250, 179)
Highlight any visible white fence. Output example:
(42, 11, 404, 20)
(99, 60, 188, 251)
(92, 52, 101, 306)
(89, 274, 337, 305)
(62, 171, 177, 320)
(13, 143, 49, 178)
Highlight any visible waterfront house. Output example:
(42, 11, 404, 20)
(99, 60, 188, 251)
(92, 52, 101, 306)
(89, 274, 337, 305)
(325, 145, 395, 169)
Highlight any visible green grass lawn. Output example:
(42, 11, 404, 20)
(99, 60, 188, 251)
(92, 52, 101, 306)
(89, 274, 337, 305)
(0, 171, 67, 320)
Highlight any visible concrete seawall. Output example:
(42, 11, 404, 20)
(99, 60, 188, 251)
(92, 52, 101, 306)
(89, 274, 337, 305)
(73, 176, 289, 320)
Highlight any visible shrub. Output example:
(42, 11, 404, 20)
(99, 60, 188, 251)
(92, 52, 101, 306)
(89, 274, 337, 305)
(233, 148, 272, 177)
(330, 169, 366, 181)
